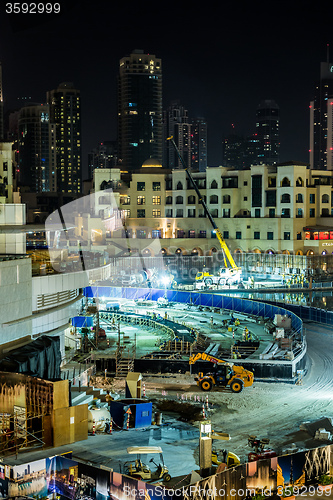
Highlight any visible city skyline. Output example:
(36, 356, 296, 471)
(0, 0, 332, 177)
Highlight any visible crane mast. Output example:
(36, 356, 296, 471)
(167, 136, 241, 276)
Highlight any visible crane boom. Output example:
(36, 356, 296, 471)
(167, 136, 240, 272)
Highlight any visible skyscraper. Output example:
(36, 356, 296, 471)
(118, 49, 162, 171)
(18, 104, 56, 192)
(163, 101, 191, 169)
(87, 140, 118, 178)
(310, 59, 333, 170)
(0, 62, 4, 141)
(191, 117, 207, 171)
(47, 82, 81, 193)
(255, 99, 280, 165)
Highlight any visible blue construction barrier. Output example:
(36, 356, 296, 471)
(84, 286, 303, 337)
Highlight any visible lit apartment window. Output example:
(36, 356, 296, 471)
(152, 196, 161, 205)
(152, 209, 161, 217)
(137, 196, 145, 205)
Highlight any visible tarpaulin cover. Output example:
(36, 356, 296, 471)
(72, 316, 94, 328)
(0, 335, 61, 380)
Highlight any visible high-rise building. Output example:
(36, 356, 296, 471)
(0, 62, 4, 141)
(47, 82, 81, 193)
(255, 100, 280, 165)
(18, 104, 56, 192)
(118, 49, 162, 171)
(87, 141, 118, 178)
(163, 101, 191, 169)
(222, 133, 246, 169)
(310, 60, 333, 170)
(191, 117, 207, 171)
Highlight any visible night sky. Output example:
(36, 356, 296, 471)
(0, 0, 332, 177)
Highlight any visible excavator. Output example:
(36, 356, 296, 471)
(189, 352, 254, 393)
(167, 136, 241, 286)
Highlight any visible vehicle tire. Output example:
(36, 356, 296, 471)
(163, 473, 171, 482)
(199, 378, 213, 391)
(205, 278, 213, 286)
(230, 378, 244, 393)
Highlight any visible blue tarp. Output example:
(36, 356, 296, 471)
(72, 316, 94, 328)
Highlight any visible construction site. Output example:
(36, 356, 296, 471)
(1, 142, 333, 500)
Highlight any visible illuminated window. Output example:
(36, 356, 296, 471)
(152, 196, 161, 205)
(137, 196, 145, 205)
(152, 209, 161, 217)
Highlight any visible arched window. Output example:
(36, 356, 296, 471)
(296, 193, 303, 203)
(281, 177, 290, 187)
(223, 195, 230, 203)
(296, 177, 304, 187)
(322, 194, 329, 203)
(210, 195, 218, 204)
(176, 195, 183, 204)
(210, 180, 218, 189)
(281, 193, 290, 203)
(176, 181, 183, 190)
(166, 195, 172, 205)
(188, 195, 196, 204)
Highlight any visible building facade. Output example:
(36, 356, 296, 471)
(118, 50, 162, 171)
(87, 141, 118, 178)
(191, 117, 207, 171)
(310, 61, 333, 170)
(47, 83, 81, 193)
(255, 99, 280, 165)
(18, 104, 57, 192)
(84, 161, 333, 259)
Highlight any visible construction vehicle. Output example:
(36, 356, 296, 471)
(167, 136, 241, 285)
(124, 446, 171, 482)
(248, 435, 277, 462)
(212, 448, 241, 468)
(189, 352, 254, 393)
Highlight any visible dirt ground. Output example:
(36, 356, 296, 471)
(108, 321, 333, 463)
